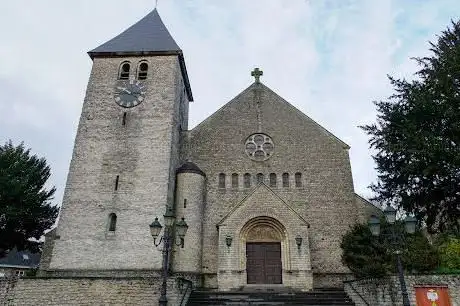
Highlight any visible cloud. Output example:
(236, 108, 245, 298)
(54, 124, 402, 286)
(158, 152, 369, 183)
(1, 0, 459, 205)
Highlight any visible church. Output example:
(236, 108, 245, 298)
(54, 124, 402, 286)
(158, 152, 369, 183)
(40, 8, 378, 293)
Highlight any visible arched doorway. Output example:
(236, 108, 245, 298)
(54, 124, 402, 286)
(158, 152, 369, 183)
(240, 217, 287, 285)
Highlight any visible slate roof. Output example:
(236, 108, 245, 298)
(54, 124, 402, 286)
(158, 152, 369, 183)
(88, 9, 193, 101)
(0, 248, 40, 268)
(89, 9, 180, 55)
(177, 162, 206, 177)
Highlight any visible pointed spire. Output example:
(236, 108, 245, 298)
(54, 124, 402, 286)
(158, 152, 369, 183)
(89, 9, 181, 57)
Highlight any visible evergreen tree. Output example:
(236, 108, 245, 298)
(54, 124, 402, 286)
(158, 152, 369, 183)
(0, 141, 59, 257)
(341, 221, 439, 278)
(361, 21, 460, 233)
(340, 223, 392, 278)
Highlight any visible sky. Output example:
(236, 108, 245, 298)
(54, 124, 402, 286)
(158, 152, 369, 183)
(1, 0, 459, 207)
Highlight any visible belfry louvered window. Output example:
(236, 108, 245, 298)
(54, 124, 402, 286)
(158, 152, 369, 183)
(137, 62, 149, 80)
(119, 62, 130, 80)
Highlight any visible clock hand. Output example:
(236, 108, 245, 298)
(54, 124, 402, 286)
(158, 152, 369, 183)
(116, 86, 132, 95)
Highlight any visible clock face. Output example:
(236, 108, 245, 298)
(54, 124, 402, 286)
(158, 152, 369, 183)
(114, 79, 146, 108)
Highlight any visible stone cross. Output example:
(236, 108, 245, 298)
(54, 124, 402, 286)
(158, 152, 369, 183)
(251, 68, 263, 83)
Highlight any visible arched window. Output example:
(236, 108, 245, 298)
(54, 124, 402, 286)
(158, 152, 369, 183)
(244, 173, 251, 188)
(232, 173, 239, 188)
(269, 173, 277, 187)
(256, 173, 264, 184)
(108, 213, 117, 232)
(295, 172, 302, 187)
(137, 62, 149, 80)
(282, 173, 289, 187)
(218, 173, 226, 188)
(119, 62, 130, 80)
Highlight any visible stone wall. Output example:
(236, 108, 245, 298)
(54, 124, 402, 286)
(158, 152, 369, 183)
(50, 55, 187, 271)
(187, 82, 372, 287)
(216, 184, 312, 291)
(0, 276, 193, 306)
(344, 274, 460, 306)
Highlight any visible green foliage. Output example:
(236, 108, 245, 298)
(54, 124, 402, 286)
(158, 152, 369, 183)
(438, 237, 460, 270)
(0, 141, 59, 257)
(360, 20, 460, 233)
(341, 221, 440, 278)
(402, 232, 439, 273)
(340, 222, 391, 278)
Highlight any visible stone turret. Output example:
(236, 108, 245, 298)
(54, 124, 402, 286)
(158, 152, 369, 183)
(173, 162, 206, 273)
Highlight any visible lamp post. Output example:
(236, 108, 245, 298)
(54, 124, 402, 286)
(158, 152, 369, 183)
(368, 206, 417, 306)
(149, 208, 189, 306)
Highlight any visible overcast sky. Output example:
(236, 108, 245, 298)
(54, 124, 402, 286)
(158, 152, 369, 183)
(1, 0, 459, 206)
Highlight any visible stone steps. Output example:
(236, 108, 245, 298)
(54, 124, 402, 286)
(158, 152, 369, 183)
(186, 288, 355, 306)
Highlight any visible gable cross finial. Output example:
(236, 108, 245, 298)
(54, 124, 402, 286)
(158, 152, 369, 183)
(155, 0, 158, 9)
(251, 68, 263, 83)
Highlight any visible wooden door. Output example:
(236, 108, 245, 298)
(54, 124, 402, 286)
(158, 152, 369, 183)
(246, 242, 282, 284)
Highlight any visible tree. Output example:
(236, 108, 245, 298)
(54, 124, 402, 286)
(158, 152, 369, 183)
(341, 221, 439, 278)
(436, 235, 460, 271)
(361, 21, 460, 233)
(341, 223, 392, 278)
(0, 141, 59, 257)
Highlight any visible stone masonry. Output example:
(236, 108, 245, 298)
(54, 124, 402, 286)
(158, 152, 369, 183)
(50, 55, 188, 271)
(344, 274, 460, 305)
(1, 277, 186, 306)
(186, 82, 380, 288)
(36, 8, 383, 303)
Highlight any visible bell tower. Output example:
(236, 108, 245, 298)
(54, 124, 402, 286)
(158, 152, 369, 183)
(47, 9, 193, 272)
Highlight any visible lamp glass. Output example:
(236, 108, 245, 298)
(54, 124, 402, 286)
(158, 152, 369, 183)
(225, 236, 233, 247)
(295, 236, 303, 247)
(368, 215, 381, 236)
(404, 216, 417, 234)
(384, 206, 397, 224)
(149, 217, 163, 238)
(175, 218, 189, 238)
(164, 209, 176, 228)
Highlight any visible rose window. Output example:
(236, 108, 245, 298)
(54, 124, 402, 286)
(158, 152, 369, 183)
(245, 133, 274, 161)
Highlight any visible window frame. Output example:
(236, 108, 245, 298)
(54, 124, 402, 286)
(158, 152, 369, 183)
(244, 173, 251, 188)
(295, 172, 302, 188)
(137, 61, 149, 80)
(108, 213, 117, 232)
(231, 173, 239, 188)
(269, 173, 277, 187)
(118, 62, 131, 80)
(256, 173, 264, 184)
(218, 173, 226, 188)
(282, 173, 290, 187)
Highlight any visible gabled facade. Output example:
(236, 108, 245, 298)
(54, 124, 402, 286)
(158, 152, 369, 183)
(43, 9, 379, 291)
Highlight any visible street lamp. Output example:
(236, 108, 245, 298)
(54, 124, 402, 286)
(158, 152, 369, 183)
(149, 208, 189, 306)
(368, 206, 417, 306)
